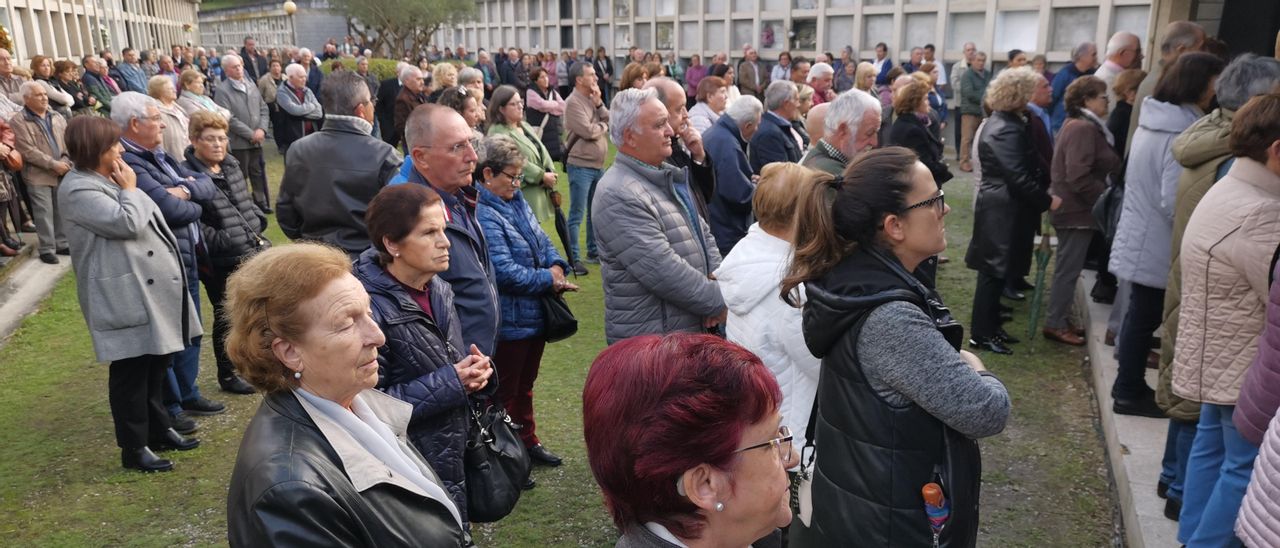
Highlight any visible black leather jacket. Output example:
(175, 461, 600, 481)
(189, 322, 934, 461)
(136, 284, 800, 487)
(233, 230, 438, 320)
(226, 390, 465, 547)
(964, 110, 1052, 277)
(275, 116, 402, 255)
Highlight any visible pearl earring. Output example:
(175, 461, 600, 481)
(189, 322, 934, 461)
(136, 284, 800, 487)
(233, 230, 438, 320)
(715, 502, 724, 512)
(294, 371, 302, 379)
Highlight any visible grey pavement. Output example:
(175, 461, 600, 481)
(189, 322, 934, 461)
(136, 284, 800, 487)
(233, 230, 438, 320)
(0, 233, 73, 344)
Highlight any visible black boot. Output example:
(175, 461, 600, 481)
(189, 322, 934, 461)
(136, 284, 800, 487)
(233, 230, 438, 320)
(122, 447, 174, 472)
(969, 337, 1013, 355)
(151, 428, 200, 452)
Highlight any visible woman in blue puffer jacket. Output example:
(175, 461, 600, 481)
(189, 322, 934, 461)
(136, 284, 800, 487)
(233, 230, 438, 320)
(355, 183, 496, 526)
(475, 134, 577, 468)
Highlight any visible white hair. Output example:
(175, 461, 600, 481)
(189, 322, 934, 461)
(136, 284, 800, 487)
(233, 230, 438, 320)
(363, 49, 373, 57)
(458, 66, 483, 85)
(19, 81, 44, 99)
(609, 87, 660, 146)
(807, 62, 835, 83)
(725, 94, 764, 127)
(398, 65, 422, 81)
(763, 80, 797, 111)
(221, 53, 242, 68)
(1071, 42, 1096, 61)
(109, 91, 160, 130)
(1105, 32, 1139, 57)
(284, 63, 308, 78)
(824, 88, 881, 135)
(299, 47, 313, 58)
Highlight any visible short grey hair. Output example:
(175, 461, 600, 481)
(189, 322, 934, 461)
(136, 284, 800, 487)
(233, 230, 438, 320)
(299, 47, 313, 58)
(110, 91, 160, 129)
(1215, 53, 1280, 111)
(221, 53, 242, 68)
(458, 66, 483, 85)
(568, 60, 593, 83)
(19, 81, 43, 99)
(320, 70, 371, 116)
(725, 95, 764, 127)
(609, 87, 660, 146)
(398, 65, 422, 82)
(1105, 32, 1139, 57)
(1162, 21, 1205, 54)
(1072, 42, 1097, 61)
(807, 62, 835, 83)
(763, 80, 797, 111)
(284, 63, 307, 78)
(824, 88, 881, 135)
(477, 133, 526, 171)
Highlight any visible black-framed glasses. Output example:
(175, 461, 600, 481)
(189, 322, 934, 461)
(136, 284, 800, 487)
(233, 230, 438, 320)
(902, 190, 946, 214)
(734, 425, 793, 462)
(501, 170, 524, 185)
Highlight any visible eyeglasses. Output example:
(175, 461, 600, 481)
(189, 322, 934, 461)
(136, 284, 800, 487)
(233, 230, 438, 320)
(501, 170, 524, 185)
(902, 190, 946, 215)
(419, 140, 474, 156)
(198, 135, 228, 144)
(734, 425, 793, 462)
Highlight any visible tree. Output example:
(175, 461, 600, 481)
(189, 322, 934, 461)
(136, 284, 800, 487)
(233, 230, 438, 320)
(335, 0, 474, 59)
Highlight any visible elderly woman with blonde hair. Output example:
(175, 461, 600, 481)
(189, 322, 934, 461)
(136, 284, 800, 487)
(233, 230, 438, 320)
(427, 62, 459, 103)
(224, 243, 466, 546)
(146, 75, 191, 161)
(964, 67, 1057, 355)
(175, 69, 231, 121)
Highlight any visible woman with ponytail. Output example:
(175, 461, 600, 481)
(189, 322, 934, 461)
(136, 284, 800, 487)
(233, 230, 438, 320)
(783, 147, 1010, 548)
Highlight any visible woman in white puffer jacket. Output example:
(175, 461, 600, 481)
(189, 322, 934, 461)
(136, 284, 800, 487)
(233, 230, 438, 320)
(715, 163, 829, 451)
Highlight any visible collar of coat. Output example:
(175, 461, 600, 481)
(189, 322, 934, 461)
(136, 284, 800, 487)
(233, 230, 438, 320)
(613, 152, 684, 188)
(321, 114, 375, 136)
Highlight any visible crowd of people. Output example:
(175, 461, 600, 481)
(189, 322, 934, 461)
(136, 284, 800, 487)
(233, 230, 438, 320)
(5, 19, 1280, 547)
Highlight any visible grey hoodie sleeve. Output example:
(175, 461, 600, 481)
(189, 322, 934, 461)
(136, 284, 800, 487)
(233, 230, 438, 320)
(857, 300, 1011, 438)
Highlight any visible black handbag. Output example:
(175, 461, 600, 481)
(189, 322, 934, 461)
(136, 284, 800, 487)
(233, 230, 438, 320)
(540, 292, 578, 342)
(463, 399, 531, 523)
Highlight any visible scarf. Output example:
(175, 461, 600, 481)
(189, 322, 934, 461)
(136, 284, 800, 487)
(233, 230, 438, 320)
(1081, 109, 1114, 147)
(294, 389, 463, 527)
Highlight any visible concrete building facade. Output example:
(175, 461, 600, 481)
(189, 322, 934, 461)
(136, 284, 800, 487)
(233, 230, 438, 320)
(0, 0, 199, 63)
(197, 0, 348, 53)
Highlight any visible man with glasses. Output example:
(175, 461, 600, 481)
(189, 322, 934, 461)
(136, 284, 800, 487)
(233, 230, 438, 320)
(401, 104, 500, 355)
(277, 71, 401, 258)
(214, 54, 272, 213)
(112, 91, 220, 430)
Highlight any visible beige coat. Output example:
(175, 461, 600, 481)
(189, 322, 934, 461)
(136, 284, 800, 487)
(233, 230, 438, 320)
(155, 102, 190, 162)
(563, 89, 610, 169)
(1171, 158, 1280, 405)
(9, 108, 68, 187)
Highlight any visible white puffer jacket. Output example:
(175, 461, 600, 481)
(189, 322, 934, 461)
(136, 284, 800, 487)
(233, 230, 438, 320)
(1237, 408, 1280, 547)
(716, 224, 821, 451)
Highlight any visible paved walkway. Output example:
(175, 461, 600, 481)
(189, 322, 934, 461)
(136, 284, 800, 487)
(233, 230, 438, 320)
(1078, 270, 1179, 548)
(0, 233, 72, 343)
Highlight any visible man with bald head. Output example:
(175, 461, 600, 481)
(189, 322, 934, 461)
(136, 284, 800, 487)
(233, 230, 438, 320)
(643, 77, 714, 218)
(1127, 21, 1207, 154)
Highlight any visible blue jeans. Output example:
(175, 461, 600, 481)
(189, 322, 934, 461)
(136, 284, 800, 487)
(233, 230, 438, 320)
(1160, 419, 1197, 502)
(566, 164, 603, 261)
(1178, 403, 1257, 547)
(164, 274, 203, 415)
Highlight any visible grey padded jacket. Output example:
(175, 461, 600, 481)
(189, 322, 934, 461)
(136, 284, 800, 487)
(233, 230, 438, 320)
(592, 153, 724, 344)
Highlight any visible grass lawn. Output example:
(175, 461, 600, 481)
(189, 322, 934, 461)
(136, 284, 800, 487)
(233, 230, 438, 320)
(0, 146, 1114, 546)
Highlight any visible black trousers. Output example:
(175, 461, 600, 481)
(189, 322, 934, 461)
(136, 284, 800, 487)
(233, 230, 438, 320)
(200, 265, 237, 381)
(108, 354, 175, 449)
(1005, 207, 1039, 285)
(230, 147, 270, 209)
(1113, 283, 1164, 400)
(970, 270, 1005, 339)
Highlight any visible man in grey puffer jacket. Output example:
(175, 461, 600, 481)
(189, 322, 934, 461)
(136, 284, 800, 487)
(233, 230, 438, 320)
(592, 88, 725, 344)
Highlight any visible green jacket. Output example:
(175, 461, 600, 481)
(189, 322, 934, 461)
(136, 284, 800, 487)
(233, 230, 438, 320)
(959, 69, 989, 116)
(800, 140, 847, 178)
(1157, 107, 1234, 422)
(487, 121, 555, 223)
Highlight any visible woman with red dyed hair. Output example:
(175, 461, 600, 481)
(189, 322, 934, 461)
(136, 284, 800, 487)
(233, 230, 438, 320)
(582, 334, 797, 547)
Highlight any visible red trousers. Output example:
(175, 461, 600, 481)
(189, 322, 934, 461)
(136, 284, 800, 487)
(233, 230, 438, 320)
(492, 337, 547, 447)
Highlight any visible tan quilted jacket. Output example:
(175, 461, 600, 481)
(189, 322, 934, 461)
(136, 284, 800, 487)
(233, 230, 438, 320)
(1171, 157, 1280, 405)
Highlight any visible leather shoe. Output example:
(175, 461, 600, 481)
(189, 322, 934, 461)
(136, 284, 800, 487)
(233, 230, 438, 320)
(3, 237, 22, 249)
(1001, 287, 1025, 301)
(528, 443, 562, 466)
(170, 411, 198, 435)
(152, 428, 200, 452)
(220, 375, 256, 395)
(181, 396, 227, 416)
(995, 328, 1021, 345)
(572, 260, 589, 276)
(969, 337, 1013, 355)
(521, 477, 536, 490)
(1157, 480, 1169, 499)
(1147, 350, 1160, 370)
(999, 311, 1014, 323)
(1010, 278, 1034, 291)
(1113, 395, 1165, 418)
(584, 254, 600, 264)
(1042, 327, 1085, 346)
(122, 447, 173, 472)
(55, 247, 70, 255)
(20, 222, 35, 233)
(1164, 497, 1181, 521)
(1105, 329, 1117, 347)
(0, 243, 15, 257)
(38, 253, 58, 264)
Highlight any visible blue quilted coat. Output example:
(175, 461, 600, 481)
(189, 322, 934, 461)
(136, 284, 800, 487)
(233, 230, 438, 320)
(475, 185, 569, 342)
(354, 249, 472, 522)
